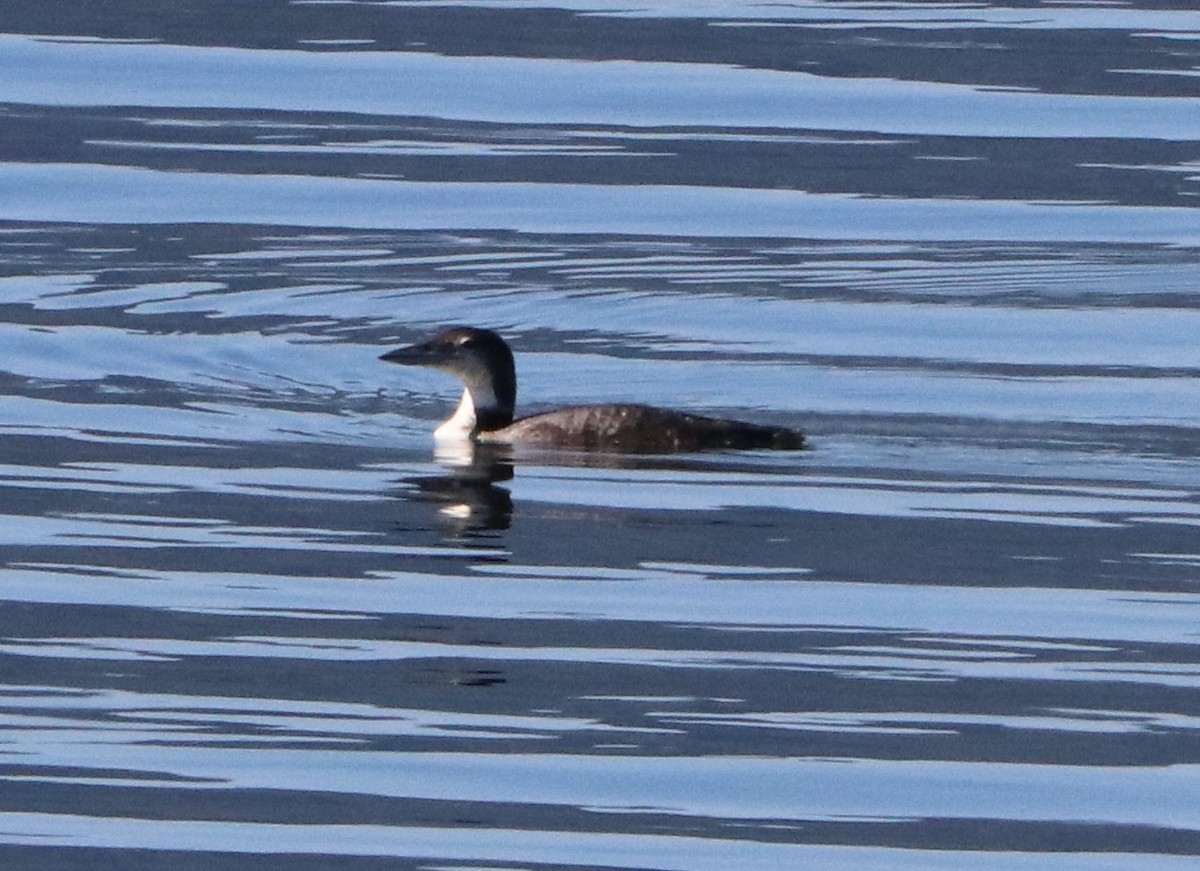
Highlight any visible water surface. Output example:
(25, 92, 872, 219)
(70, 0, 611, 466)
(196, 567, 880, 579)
(1, 1, 1198, 869)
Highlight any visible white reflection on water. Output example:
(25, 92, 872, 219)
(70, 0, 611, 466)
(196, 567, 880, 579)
(509, 467, 1199, 525)
(3, 34, 1199, 138)
(0, 511, 486, 556)
(3, 566, 1197, 649)
(412, 0, 1200, 32)
(88, 136, 661, 158)
(0, 461, 398, 500)
(3, 812, 1192, 871)
(654, 708, 1200, 736)
(3, 457, 1195, 533)
(5, 163, 1199, 243)
(4, 633, 1200, 688)
(0, 687, 622, 742)
(3, 746, 1199, 829)
(26, 274, 1199, 371)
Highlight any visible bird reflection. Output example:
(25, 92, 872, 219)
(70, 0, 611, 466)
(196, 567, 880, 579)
(398, 438, 726, 538)
(403, 441, 515, 534)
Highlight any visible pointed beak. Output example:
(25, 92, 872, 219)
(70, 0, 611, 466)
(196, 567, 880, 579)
(379, 346, 417, 365)
(379, 341, 447, 367)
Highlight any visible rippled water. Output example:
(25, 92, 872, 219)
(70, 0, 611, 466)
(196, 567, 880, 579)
(2, 2, 1198, 869)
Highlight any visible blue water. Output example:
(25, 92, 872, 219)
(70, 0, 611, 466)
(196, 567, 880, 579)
(1, 2, 1198, 869)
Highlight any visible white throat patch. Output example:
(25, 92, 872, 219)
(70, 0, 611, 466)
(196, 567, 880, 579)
(434, 388, 476, 441)
(433, 384, 499, 441)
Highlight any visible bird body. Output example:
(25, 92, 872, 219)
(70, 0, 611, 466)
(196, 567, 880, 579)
(380, 327, 804, 453)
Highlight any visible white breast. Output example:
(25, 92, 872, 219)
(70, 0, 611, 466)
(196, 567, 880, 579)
(434, 388, 477, 441)
(433, 384, 500, 441)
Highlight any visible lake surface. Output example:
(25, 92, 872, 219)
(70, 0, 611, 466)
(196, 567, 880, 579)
(1, 1, 1198, 869)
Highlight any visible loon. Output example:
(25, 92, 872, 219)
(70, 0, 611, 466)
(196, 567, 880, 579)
(380, 327, 805, 453)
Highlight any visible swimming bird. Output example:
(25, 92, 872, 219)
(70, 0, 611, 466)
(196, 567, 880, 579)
(380, 327, 804, 453)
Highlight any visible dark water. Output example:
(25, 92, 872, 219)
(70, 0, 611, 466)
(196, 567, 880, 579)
(1, 2, 1199, 869)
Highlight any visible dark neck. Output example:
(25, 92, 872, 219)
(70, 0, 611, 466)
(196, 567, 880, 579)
(462, 347, 517, 433)
(474, 404, 513, 432)
(484, 352, 517, 416)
